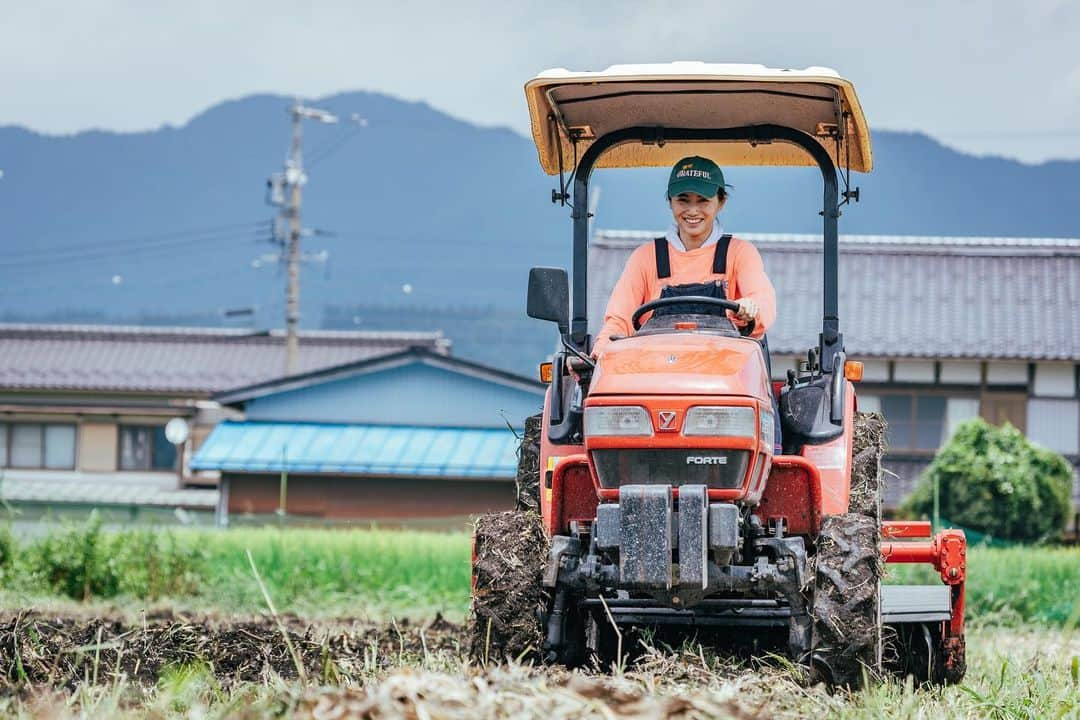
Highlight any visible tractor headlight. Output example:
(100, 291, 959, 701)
(759, 409, 775, 449)
(584, 406, 653, 436)
(684, 406, 756, 437)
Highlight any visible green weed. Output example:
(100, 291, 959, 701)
(11, 513, 203, 602)
(886, 545, 1080, 626)
(1, 519, 1076, 627)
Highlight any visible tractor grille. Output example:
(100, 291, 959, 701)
(592, 449, 749, 490)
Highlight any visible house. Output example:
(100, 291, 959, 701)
(191, 348, 546, 525)
(589, 233, 1080, 509)
(0, 324, 447, 517)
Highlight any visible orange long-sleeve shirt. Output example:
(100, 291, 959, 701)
(594, 236, 776, 355)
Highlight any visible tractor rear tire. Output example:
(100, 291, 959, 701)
(514, 413, 542, 512)
(811, 512, 882, 689)
(468, 510, 549, 665)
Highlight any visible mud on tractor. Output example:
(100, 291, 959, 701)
(470, 64, 966, 687)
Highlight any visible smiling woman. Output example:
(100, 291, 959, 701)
(591, 154, 777, 359)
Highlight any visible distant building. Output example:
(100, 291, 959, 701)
(191, 348, 545, 525)
(590, 233, 1080, 509)
(0, 324, 447, 517)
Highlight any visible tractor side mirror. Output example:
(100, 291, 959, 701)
(527, 267, 569, 335)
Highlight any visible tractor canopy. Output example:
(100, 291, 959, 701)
(524, 62, 873, 174)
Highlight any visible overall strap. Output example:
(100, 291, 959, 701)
(654, 237, 671, 279)
(713, 234, 733, 274)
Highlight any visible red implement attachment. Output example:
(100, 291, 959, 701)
(882, 526, 967, 682)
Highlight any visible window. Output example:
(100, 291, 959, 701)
(944, 398, 981, 443)
(878, 393, 949, 452)
(119, 425, 177, 471)
(44, 425, 77, 469)
(1, 423, 76, 469)
(10, 424, 43, 467)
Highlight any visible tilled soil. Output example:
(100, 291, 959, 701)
(514, 413, 543, 512)
(0, 609, 464, 691)
(849, 411, 887, 518)
(284, 660, 783, 720)
(468, 510, 549, 664)
(0, 609, 826, 718)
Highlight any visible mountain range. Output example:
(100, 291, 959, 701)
(2, 90, 1079, 374)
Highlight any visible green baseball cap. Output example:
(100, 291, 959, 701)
(667, 156, 731, 199)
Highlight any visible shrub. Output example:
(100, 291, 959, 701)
(20, 513, 204, 601)
(109, 528, 204, 599)
(0, 524, 16, 576)
(22, 512, 120, 600)
(902, 419, 1074, 542)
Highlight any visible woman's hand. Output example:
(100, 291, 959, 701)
(734, 297, 759, 322)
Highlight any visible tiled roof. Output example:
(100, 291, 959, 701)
(0, 469, 218, 509)
(214, 347, 544, 406)
(192, 421, 520, 479)
(0, 324, 450, 394)
(589, 233, 1080, 361)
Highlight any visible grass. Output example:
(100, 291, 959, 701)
(0, 522, 471, 620)
(0, 626, 1074, 719)
(1, 519, 1078, 626)
(186, 526, 471, 619)
(0, 521, 1077, 718)
(885, 545, 1080, 627)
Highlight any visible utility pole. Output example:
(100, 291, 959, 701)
(267, 102, 338, 375)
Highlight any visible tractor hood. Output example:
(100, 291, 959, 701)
(589, 333, 771, 399)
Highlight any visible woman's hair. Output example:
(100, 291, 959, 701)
(667, 188, 728, 202)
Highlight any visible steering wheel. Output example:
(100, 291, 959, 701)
(631, 296, 742, 331)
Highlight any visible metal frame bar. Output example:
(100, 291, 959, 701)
(569, 124, 842, 371)
(554, 88, 837, 107)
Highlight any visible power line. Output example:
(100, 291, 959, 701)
(4, 220, 269, 261)
(0, 262, 261, 298)
(0, 228, 267, 269)
(307, 119, 367, 168)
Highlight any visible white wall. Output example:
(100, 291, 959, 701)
(940, 361, 981, 384)
(857, 394, 881, 413)
(1027, 398, 1080, 455)
(893, 360, 935, 383)
(986, 362, 1028, 385)
(1033, 363, 1076, 398)
(862, 360, 889, 382)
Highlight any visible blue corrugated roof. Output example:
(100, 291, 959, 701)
(191, 421, 521, 478)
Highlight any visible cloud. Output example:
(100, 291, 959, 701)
(1, 0, 1078, 161)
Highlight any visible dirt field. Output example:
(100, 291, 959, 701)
(0, 609, 462, 689)
(0, 610, 1077, 719)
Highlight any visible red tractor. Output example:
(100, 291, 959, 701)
(470, 63, 966, 687)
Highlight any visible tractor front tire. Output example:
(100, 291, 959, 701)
(514, 413, 542, 512)
(468, 510, 549, 665)
(811, 512, 883, 689)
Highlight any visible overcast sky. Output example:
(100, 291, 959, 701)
(2, 0, 1078, 163)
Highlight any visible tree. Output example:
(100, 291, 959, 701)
(902, 419, 1074, 542)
